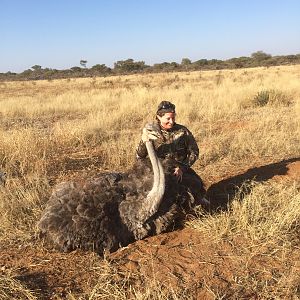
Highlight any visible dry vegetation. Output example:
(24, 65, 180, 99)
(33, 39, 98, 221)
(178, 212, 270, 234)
(0, 65, 300, 299)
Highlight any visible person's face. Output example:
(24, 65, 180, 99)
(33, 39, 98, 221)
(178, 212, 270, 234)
(157, 112, 176, 130)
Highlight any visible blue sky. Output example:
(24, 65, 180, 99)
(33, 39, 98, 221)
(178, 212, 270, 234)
(1, 0, 300, 73)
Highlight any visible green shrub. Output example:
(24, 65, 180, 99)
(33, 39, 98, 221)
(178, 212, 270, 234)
(253, 89, 292, 107)
(253, 90, 270, 106)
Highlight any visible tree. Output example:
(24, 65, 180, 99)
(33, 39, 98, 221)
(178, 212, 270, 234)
(31, 65, 42, 71)
(181, 58, 192, 65)
(181, 58, 192, 70)
(113, 59, 148, 73)
(193, 59, 208, 67)
(80, 60, 87, 68)
(71, 66, 82, 72)
(91, 64, 111, 74)
(251, 51, 272, 61)
(226, 56, 252, 68)
(152, 62, 179, 72)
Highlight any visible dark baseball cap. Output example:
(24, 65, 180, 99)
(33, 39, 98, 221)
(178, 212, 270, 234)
(157, 101, 176, 114)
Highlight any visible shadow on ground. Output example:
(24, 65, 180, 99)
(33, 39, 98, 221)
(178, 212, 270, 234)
(15, 272, 52, 300)
(206, 157, 300, 210)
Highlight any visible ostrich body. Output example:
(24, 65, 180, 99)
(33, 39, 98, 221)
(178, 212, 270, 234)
(38, 124, 195, 255)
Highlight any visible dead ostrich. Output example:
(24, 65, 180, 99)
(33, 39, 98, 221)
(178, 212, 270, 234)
(38, 124, 198, 255)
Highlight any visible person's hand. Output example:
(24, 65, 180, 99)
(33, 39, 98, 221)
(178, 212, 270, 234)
(173, 167, 183, 182)
(141, 127, 159, 143)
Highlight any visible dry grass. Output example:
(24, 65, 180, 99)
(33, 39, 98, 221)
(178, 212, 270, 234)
(188, 180, 300, 298)
(0, 65, 300, 299)
(0, 274, 37, 300)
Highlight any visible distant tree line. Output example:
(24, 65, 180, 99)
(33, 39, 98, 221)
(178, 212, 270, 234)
(1, 51, 300, 81)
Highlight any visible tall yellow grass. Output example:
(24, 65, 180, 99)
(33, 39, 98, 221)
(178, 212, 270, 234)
(0, 65, 299, 298)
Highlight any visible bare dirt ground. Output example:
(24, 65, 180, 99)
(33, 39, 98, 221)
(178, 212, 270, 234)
(1, 159, 299, 299)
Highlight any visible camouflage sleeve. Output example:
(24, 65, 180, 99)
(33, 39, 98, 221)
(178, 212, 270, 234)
(183, 128, 199, 168)
(136, 140, 148, 158)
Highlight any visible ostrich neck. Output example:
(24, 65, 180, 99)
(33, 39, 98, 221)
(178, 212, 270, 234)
(118, 139, 165, 234)
(144, 140, 165, 219)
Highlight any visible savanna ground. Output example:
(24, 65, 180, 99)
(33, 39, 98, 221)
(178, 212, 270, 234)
(0, 65, 300, 299)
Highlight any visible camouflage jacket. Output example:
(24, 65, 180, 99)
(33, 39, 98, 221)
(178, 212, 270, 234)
(136, 123, 199, 171)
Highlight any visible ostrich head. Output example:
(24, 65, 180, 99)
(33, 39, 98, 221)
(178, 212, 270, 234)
(0, 171, 7, 186)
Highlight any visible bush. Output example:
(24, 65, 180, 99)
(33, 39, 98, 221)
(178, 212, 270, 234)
(253, 90, 292, 107)
(253, 90, 270, 106)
